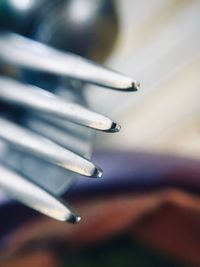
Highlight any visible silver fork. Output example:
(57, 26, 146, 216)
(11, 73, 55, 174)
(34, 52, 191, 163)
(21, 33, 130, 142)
(0, 1, 139, 223)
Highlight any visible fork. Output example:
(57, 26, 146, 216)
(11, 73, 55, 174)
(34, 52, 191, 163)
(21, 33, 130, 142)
(0, 0, 139, 223)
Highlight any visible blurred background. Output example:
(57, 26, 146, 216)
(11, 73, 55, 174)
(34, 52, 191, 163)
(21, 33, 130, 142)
(90, 0, 200, 158)
(0, 0, 200, 266)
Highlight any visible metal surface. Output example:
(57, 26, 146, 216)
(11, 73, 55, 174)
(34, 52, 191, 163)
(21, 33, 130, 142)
(0, 117, 102, 178)
(0, 76, 121, 132)
(0, 0, 139, 222)
(0, 33, 139, 91)
(0, 164, 80, 222)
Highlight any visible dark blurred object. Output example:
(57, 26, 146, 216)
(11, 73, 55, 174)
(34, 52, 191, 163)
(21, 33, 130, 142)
(0, 0, 48, 35)
(0, 151, 200, 266)
(0, 0, 118, 62)
(0, 237, 188, 267)
(33, 0, 119, 62)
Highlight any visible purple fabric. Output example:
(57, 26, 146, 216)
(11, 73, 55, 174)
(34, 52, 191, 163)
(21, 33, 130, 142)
(67, 151, 200, 198)
(0, 151, 200, 241)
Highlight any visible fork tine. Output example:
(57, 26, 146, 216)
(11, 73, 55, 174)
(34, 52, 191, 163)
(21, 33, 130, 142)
(0, 117, 103, 178)
(0, 32, 140, 91)
(0, 76, 121, 132)
(0, 164, 80, 222)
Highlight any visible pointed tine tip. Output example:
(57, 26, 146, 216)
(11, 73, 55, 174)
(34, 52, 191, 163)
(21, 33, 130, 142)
(126, 81, 140, 92)
(109, 122, 121, 133)
(67, 213, 81, 224)
(92, 166, 103, 178)
(104, 122, 121, 133)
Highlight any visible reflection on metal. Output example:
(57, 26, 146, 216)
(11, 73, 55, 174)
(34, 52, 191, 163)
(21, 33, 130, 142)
(0, 0, 140, 221)
(0, 33, 139, 91)
(0, 117, 103, 178)
(0, 164, 80, 222)
(0, 76, 120, 132)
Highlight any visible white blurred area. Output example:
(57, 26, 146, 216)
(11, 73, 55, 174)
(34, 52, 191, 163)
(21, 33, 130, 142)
(87, 0, 200, 159)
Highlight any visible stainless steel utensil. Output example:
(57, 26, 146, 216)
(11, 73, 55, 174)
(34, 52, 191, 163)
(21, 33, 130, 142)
(0, 0, 139, 223)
